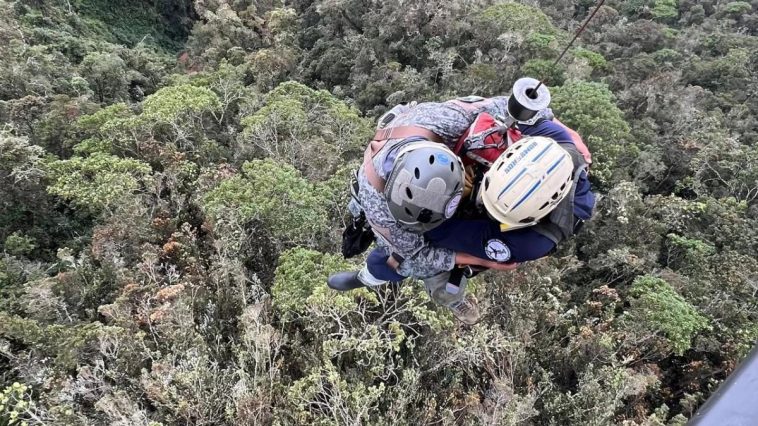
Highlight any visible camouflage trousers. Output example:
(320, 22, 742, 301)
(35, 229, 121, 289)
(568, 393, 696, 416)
(359, 265, 467, 307)
(421, 271, 468, 307)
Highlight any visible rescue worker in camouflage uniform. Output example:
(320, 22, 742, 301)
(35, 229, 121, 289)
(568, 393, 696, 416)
(328, 96, 595, 324)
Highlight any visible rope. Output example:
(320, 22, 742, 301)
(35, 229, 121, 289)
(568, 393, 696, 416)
(533, 0, 607, 92)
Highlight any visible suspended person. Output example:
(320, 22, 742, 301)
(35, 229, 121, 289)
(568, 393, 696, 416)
(329, 82, 594, 324)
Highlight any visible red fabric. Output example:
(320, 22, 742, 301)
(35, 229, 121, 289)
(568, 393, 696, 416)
(455, 113, 592, 167)
(454, 113, 522, 166)
(553, 118, 592, 165)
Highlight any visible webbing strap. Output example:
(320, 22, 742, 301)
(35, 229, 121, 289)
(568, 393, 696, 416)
(450, 99, 493, 113)
(362, 126, 443, 192)
(363, 140, 389, 192)
(372, 126, 443, 144)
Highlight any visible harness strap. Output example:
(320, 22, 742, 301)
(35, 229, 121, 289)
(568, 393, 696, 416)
(450, 99, 493, 113)
(363, 140, 389, 192)
(372, 126, 443, 144)
(362, 126, 443, 192)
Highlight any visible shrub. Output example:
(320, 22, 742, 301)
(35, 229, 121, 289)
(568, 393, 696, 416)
(202, 159, 331, 245)
(521, 59, 565, 86)
(625, 275, 710, 355)
(141, 84, 221, 123)
(241, 81, 371, 180)
(46, 153, 153, 212)
(551, 81, 633, 186)
(3, 232, 36, 256)
(573, 48, 609, 70)
(652, 0, 679, 22)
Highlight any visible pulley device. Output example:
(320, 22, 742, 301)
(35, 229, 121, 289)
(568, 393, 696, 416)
(503, 0, 608, 126)
(503, 77, 552, 126)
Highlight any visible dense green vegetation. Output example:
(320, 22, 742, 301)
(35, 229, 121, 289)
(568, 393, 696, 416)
(1, 0, 757, 424)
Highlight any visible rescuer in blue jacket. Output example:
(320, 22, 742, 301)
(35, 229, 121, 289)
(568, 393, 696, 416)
(329, 95, 596, 325)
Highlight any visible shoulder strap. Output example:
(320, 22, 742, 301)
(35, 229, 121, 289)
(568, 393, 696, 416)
(362, 126, 443, 192)
(363, 140, 390, 192)
(372, 126, 442, 144)
(553, 118, 592, 165)
(450, 98, 493, 113)
(532, 145, 588, 244)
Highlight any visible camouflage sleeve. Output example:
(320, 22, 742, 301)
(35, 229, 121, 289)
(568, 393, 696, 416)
(357, 170, 455, 279)
(395, 247, 456, 279)
(391, 102, 476, 146)
(385, 97, 513, 148)
(381, 223, 456, 279)
(480, 96, 511, 118)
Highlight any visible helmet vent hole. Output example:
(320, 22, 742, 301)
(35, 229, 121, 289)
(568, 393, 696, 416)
(552, 192, 560, 200)
(404, 207, 413, 216)
(540, 202, 550, 210)
(429, 155, 435, 165)
(520, 217, 534, 224)
(484, 178, 490, 190)
(454, 182, 460, 191)
(505, 152, 514, 159)
(560, 183, 567, 190)
(405, 188, 413, 199)
(414, 167, 420, 179)
(450, 162, 455, 172)
(497, 162, 505, 171)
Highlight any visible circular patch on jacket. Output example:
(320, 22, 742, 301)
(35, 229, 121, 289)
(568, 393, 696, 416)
(485, 239, 511, 262)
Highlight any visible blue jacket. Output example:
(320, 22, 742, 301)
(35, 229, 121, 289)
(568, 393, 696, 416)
(367, 119, 596, 281)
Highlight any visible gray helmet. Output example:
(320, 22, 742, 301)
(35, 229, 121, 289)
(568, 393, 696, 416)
(385, 141, 465, 231)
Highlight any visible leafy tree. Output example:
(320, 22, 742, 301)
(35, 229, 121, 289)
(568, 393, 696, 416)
(0, 132, 45, 186)
(202, 159, 331, 245)
(551, 80, 634, 186)
(46, 153, 153, 212)
(653, 0, 680, 22)
(3, 232, 36, 257)
(186, 0, 265, 67)
(573, 47, 609, 71)
(73, 83, 224, 161)
(623, 275, 710, 355)
(722, 1, 753, 18)
(80, 52, 130, 103)
(142, 84, 221, 123)
(240, 81, 371, 179)
(521, 59, 566, 86)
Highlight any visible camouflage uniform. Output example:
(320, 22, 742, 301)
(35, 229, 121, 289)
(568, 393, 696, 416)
(354, 98, 517, 281)
(349, 96, 564, 307)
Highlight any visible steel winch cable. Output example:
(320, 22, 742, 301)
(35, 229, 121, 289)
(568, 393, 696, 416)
(532, 0, 607, 94)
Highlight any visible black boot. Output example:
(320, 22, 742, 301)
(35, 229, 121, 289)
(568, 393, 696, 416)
(327, 271, 367, 291)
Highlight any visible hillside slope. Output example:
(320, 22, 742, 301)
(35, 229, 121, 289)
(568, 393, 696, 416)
(1, 0, 757, 424)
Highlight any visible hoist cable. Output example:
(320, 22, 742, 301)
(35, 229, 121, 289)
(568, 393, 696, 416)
(533, 0, 607, 93)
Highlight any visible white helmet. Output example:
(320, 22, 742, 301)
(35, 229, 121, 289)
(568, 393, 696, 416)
(480, 136, 574, 231)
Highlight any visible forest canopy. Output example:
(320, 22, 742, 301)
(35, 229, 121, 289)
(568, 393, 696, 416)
(1, 0, 757, 424)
